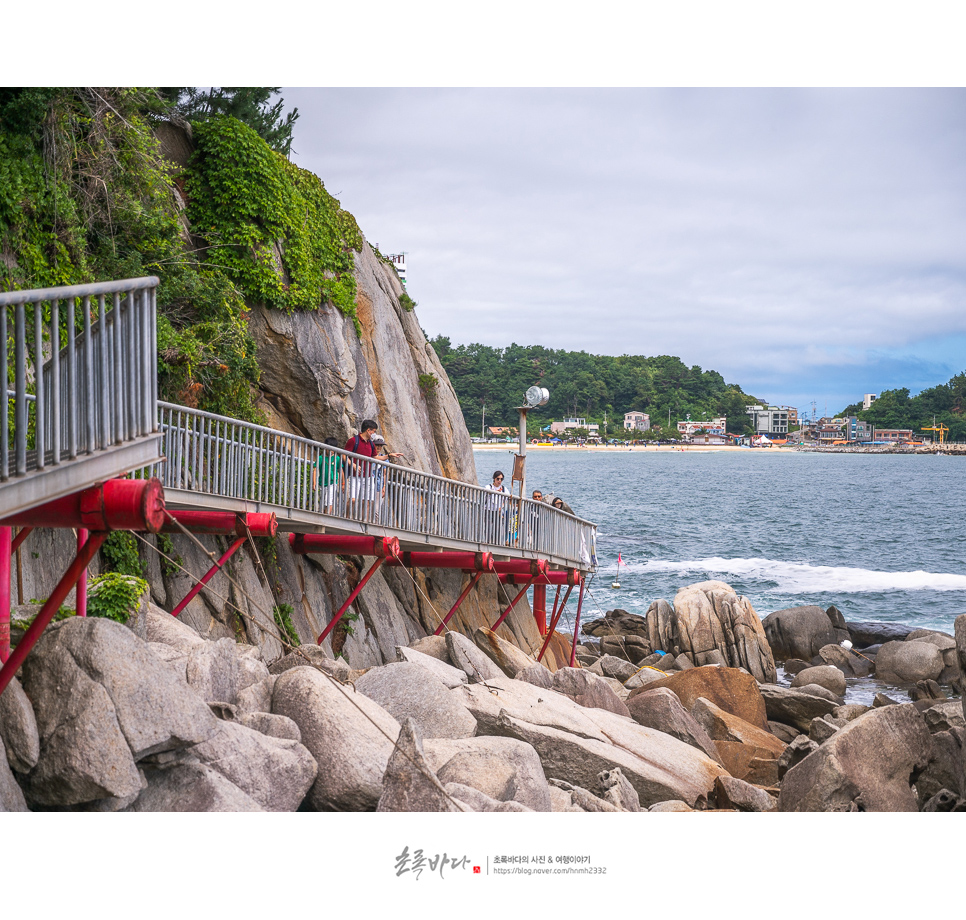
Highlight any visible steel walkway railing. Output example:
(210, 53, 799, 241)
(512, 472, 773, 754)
(1, 277, 163, 517)
(148, 402, 597, 571)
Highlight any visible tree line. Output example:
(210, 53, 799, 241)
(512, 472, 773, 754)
(429, 338, 762, 437)
(838, 372, 966, 441)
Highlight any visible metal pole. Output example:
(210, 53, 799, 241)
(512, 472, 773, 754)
(76, 528, 88, 617)
(491, 576, 536, 633)
(317, 555, 387, 646)
(170, 536, 246, 618)
(433, 570, 484, 636)
(532, 583, 547, 636)
(537, 582, 575, 663)
(570, 578, 586, 667)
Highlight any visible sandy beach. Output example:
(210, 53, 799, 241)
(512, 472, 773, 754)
(472, 442, 794, 453)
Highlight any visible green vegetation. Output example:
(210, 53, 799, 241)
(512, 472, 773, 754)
(838, 371, 966, 441)
(87, 573, 149, 624)
(161, 87, 299, 156)
(417, 372, 438, 397)
(101, 531, 145, 578)
(399, 291, 417, 312)
(1, 87, 365, 423)
(272, 602, 301, 647)
(430, 339, 761, 437)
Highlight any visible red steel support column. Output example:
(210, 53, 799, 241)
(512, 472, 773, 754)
(0, 527, 10, 664)
(76, 528, 88, 617)
(170, 536, 246, 618)
(533, 583, 547, 636)
(433, 570, 485, 636)
(0, 532, 106, 697)
(490, 577, 536, 633)
(570, 578, 587, 668)
(537, 582, 575, 663)
(318, 556, 389, 646)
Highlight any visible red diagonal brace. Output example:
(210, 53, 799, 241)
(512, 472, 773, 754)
(0, 531, 107, 697)
(537, 581, 577, 663)
(11, 526, 32, 555)
(490, 576, 536, 633)
(314, 536, 401, 646)
(170, 536, 246, 618)
(433, 570, 485, 636)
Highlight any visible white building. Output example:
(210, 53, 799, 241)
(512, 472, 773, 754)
(550, 417, 600, 436)
(745, 405, 790, 436)
(386, 253, 407, 286)
(677, 417, 726, 439)
(623, 411, 650, 431)
(863, 393, 877, 410)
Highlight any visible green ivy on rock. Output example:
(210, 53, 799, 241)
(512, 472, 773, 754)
(185, 116, 363, 331)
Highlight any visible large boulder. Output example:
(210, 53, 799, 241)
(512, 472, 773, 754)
(376, 719, 466, 812)
(395, 645, 468, 688)
(846, 621, 914, 647)
(125, 763, 264, 812)
(185, 719, 317, 811)
(581, 609, 650, 640)
(874, 640, 944, 685)
(632, 666, 769, 731)
(424, 735, 552, 811)
(778, 704, 933, 812)
(670, 582, 776, 682)
(271, 666, 400, 810)
(762, 605, 849, 662)
(790, 665, 846, 697)
(473, 627, 536, 678)
(20, 617, 218, 807)
(0, 675, 40, 774)
(690, 698, 786, 759)
(0, 735, 28, 812)
(625, 687, 722, 764)
(759, 684, 839, 733)
(551, 667, 631, 717)
(456, 676, 727, 807)
(353, 662, 477, 739)
(445, 630, 504, 683)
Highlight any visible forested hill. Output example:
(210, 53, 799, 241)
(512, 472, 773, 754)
(429, 338, 763, 437)
(838, 372, 966, 441)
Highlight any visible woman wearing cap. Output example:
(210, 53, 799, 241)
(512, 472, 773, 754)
(371, 434, 407, 524)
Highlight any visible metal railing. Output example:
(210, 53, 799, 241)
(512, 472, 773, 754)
(2, 277, 159, 484)
(150, 402, 597, 569)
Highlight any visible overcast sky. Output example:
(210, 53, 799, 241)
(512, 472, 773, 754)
(284, 88, 965, 416)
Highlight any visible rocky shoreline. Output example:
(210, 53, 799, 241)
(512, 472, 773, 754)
(2, 578, 962, 813)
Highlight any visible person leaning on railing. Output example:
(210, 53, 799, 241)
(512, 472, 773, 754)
(344, 419, 379, 516)
(371, 434, 408, 524)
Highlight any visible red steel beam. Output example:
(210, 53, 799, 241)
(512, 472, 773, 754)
(0, 532, 107, 697)
(533, 583, 547, 636)
(385, 550, 496, 572)
(290, 533, 400, 559)
(492, 558, 549, 577)
(76, 529, 89, 618)
(162, 510, 277, 538)
(433, 570, 485, 636)
(0, 478, 166, 534)
(499, 567, 579, 586)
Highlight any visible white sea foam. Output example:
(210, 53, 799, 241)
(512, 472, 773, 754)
(614, 557, 966, 593)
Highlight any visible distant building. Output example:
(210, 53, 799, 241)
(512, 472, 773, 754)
(486, 426, 515, 438)
(745, 405, 790, 436)
(844, 416, 872, 441)
(874, 429, 914, 442)
(690, 432, 729, 445)
(386, 253, 407, 286)
(550, 417, 600, 436)
(677, 417, 726, 440)
(624, 411, 650, 431)
(863, 393, 877, 410)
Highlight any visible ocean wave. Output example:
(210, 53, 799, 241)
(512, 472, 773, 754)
(611, 557, 966, 593)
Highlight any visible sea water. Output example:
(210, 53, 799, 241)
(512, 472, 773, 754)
(475, 448, 966, 639)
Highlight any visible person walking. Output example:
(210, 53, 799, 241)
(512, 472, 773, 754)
(312, 437, 343, 514)
(344, 420, 378, 518)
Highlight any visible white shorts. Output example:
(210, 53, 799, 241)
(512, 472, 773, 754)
(348, 476, 375, 501)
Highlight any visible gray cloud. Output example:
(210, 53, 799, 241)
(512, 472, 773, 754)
(286, 88, 966, 410)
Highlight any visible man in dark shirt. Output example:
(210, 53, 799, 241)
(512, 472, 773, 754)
(344, 419, 378, 516)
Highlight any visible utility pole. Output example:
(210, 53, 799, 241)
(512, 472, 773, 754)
(481, 401, 485, 440)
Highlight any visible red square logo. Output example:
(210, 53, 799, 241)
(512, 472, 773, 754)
(473, 866, 481, 874)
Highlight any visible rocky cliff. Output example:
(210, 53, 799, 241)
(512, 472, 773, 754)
(9, 168, 564, 669)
